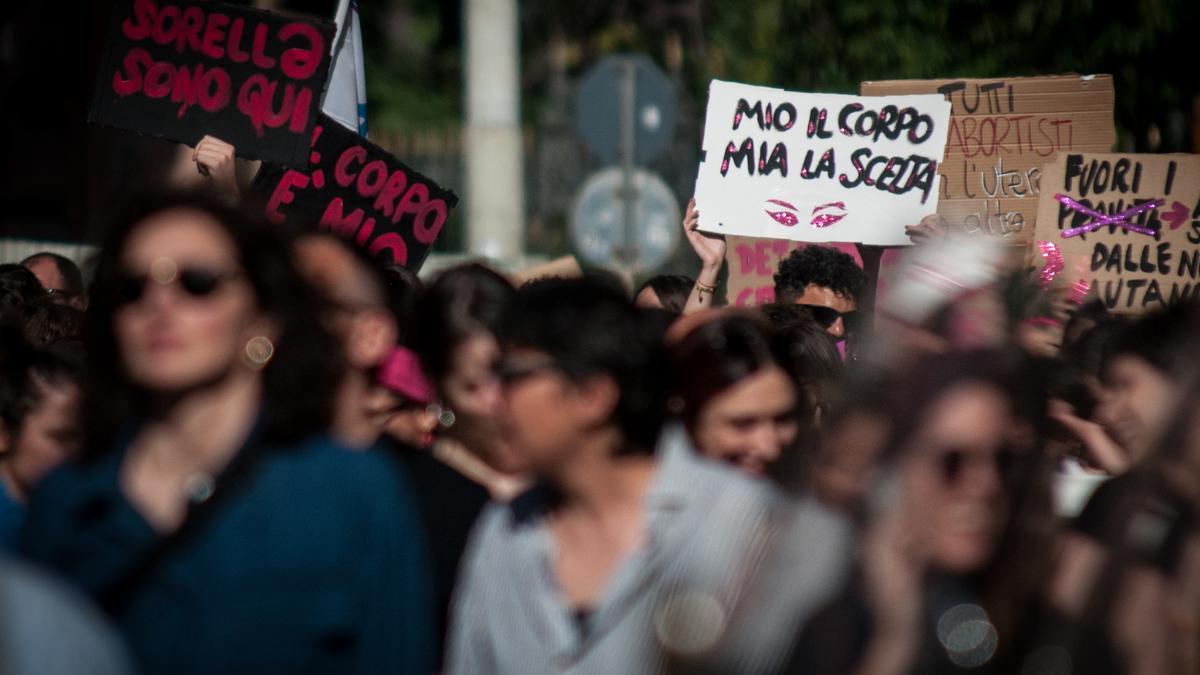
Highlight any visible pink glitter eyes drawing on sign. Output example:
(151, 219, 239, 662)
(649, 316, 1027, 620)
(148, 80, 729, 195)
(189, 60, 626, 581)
(763, 199, 848, 228)
(764, 198, 800, 226)
(810, 201, 846, 228)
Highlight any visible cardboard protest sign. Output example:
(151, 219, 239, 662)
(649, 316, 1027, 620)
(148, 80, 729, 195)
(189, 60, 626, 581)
(1034, 152, 1200, 313)
(861, 75, 1115, 244)
(693, 79, 951, 247)
(89, 0, 334, 167)
(724, 238, 908, 307)
(726, 236, 810, 306)
(252, 114, 458, 272)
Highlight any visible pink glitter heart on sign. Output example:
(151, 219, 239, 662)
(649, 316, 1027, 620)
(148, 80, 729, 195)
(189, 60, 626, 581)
(1036, 240, 1064, 288)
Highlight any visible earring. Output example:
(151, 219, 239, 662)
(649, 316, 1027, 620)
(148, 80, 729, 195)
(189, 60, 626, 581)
(243, 336, 275, 369)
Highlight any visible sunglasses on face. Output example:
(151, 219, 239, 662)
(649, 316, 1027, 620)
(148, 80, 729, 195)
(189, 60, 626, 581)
(929, 446, 1019, 486)
(114, 267, 242, 307)
(800, 305, 860, 333)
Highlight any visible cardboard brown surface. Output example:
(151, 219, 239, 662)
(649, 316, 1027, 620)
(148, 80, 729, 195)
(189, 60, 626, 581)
(1033, 152, 1200, 314)
(724, 236, 810, 306)
(861, 75, 1115, 244)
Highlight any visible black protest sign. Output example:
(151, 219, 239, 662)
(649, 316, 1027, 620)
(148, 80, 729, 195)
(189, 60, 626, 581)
(89, 0, 334, 167)
(252, 115, 458, 272)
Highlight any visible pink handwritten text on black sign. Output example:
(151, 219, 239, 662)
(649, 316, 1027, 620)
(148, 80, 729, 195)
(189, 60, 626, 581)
(253, 115, 457, 272)
(90, 0, 334, 167)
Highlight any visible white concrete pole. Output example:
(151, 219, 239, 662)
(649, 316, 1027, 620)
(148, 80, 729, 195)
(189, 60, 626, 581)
(464, 0, 525, 262)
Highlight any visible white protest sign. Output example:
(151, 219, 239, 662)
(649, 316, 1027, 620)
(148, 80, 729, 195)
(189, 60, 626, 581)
(694, 79, 952, 246)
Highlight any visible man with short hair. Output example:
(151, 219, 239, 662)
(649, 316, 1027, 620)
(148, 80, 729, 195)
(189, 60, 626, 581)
(773, 246, 867, 340)
(20, 253, 86, 311)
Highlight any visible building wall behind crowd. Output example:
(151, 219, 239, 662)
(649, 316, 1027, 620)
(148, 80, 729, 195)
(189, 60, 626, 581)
(0, 242, 95, 278)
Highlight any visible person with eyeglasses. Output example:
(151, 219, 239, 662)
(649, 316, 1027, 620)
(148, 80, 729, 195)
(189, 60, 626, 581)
(446, 276, 779, 674)
(784, 351, 1061, 675)
(21, 253, 87, 311)
(20, 191, 434, 674)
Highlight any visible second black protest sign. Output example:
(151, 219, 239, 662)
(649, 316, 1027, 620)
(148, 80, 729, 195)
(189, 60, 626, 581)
(253, 114, 458, 272)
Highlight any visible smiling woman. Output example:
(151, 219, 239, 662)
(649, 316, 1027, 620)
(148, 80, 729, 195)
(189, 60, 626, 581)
(784, 350, 1057, 675)
(668, 313, 807, 480)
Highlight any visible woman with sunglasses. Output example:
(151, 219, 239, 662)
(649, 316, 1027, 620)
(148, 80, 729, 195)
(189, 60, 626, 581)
(667, 313, 813, 480)
(20, 191, 433, 673)
(784, 351, 1058, 675)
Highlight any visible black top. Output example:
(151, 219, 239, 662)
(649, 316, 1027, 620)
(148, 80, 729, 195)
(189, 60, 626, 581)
(784, 570, 1124, 675)
(393, 443, 490, 669)
(1073, 471, 1195, 573)
(785, 571, 1001, 675)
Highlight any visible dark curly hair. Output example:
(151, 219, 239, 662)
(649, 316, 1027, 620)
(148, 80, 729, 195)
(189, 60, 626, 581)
(82, 190, 345, 458)
(22, 297, 84, 347)
(773, 246, 867, 304)
(0, 264, 47, 318)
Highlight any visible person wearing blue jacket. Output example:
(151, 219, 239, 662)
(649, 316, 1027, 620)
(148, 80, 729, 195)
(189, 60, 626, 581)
(20, 191, 433, 674)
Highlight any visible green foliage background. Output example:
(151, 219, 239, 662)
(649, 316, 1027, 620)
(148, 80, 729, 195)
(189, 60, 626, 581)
(357, 0, 1198, 152)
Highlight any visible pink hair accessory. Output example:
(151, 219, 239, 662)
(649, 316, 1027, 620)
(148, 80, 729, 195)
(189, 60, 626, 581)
(377, 347, 436, 405)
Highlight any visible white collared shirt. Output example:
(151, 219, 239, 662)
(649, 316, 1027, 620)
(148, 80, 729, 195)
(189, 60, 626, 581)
(446, 425, 797, 674)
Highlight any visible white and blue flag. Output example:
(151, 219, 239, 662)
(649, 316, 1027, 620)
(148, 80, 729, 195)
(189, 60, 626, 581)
(322, 0, 368, 137)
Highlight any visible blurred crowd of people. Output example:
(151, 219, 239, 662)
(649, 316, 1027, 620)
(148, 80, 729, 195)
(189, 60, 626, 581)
(0, 141, 1196, 675)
